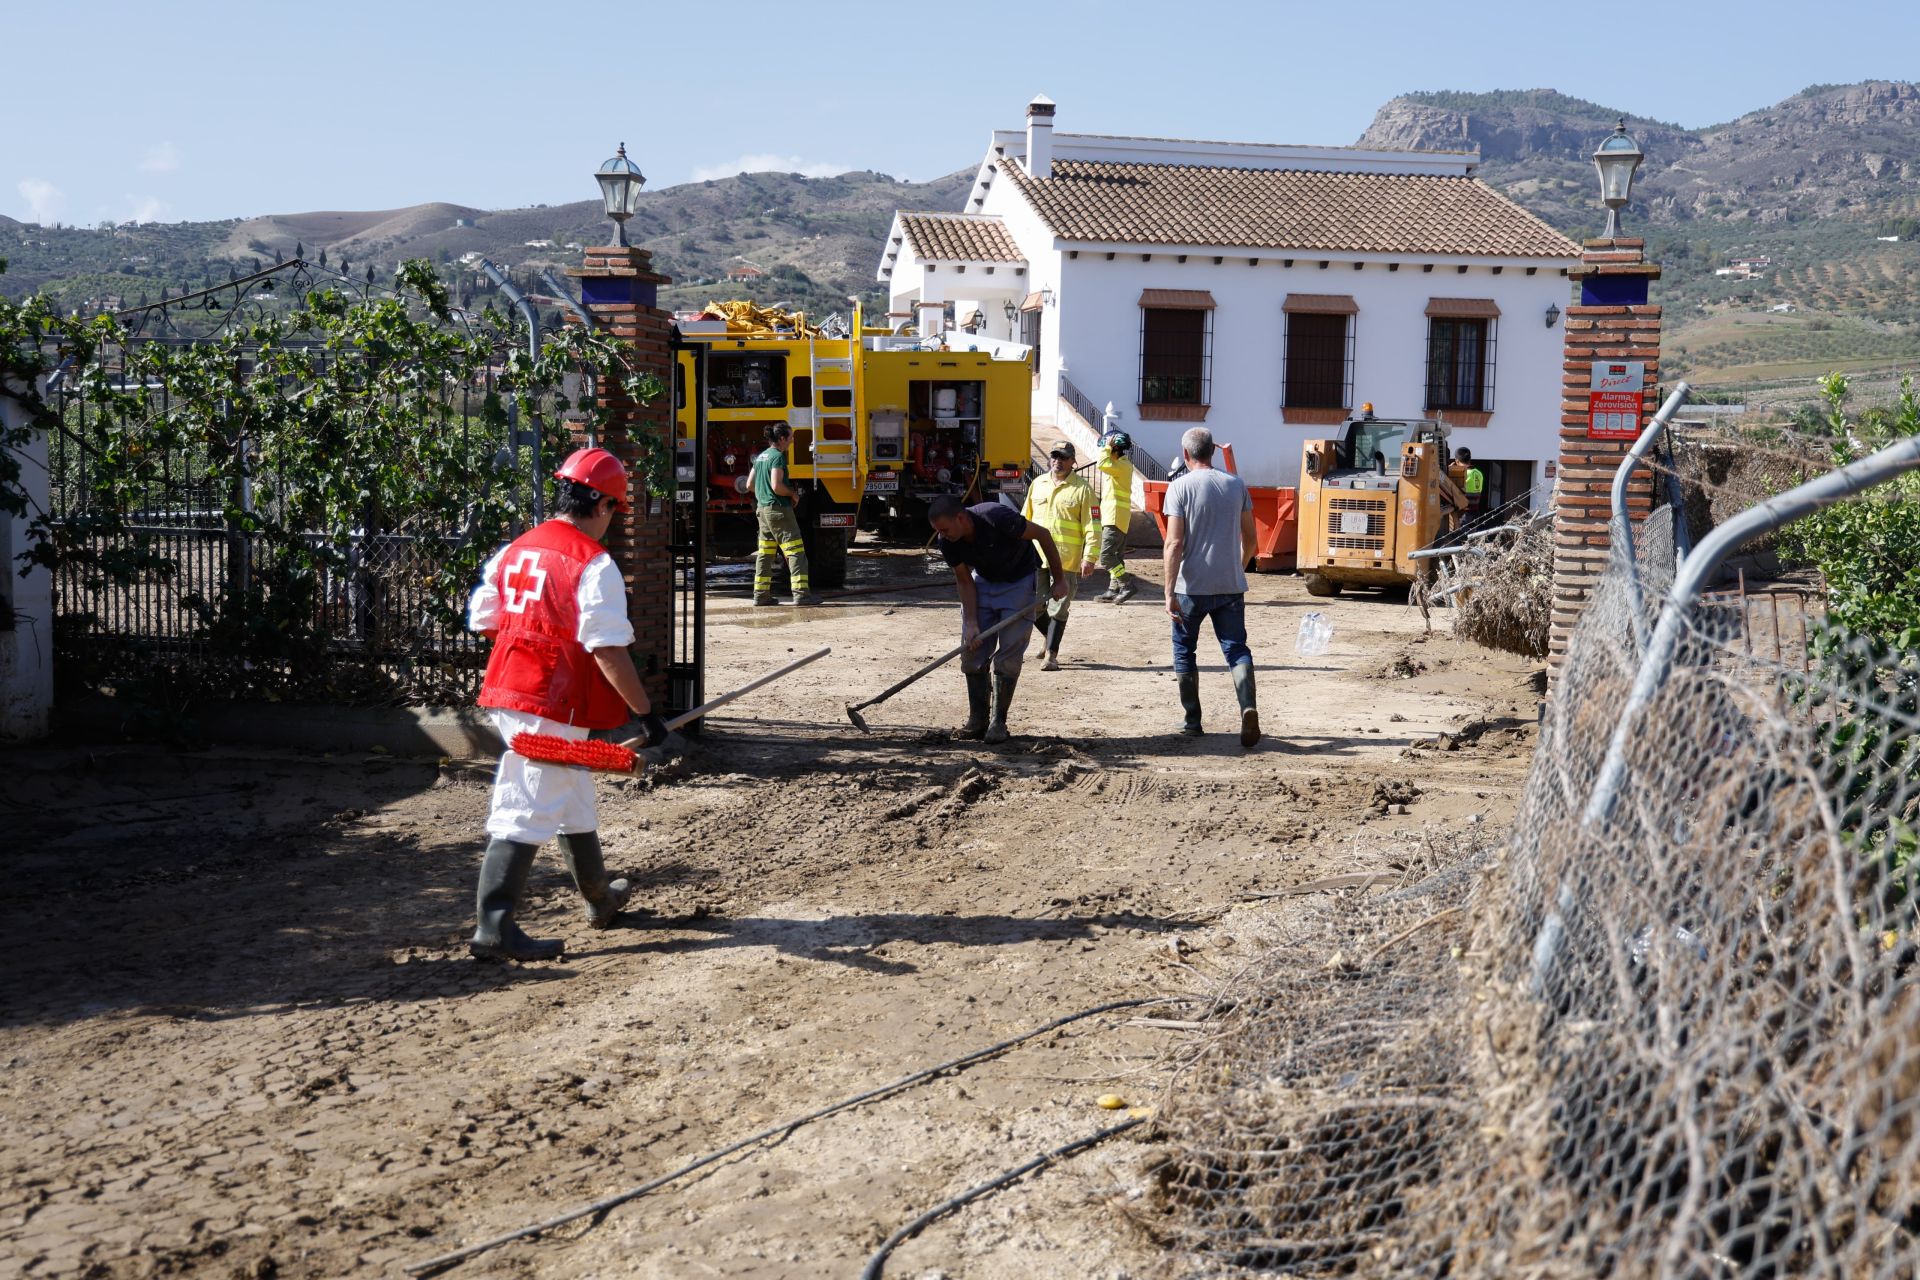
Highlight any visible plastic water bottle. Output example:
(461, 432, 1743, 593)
(1296, 611, 1333, 657)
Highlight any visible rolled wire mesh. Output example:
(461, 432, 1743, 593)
(1142, 495, 1920, 1277)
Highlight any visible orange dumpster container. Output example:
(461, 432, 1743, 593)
(1248, 485, 1297, 572)
(1141, 472, 1296, 573)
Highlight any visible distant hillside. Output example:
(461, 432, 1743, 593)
(1360, 81, 1920, 226)
(9, 81, 1919, 395)
(1361, 81, 1920, 387)
(2, 168, 972, 321)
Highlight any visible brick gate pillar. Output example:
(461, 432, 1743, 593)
(1548, 238, 1663, 675)
(567, 245, 675, 711)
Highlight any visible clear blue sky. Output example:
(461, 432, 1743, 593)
(4, 0, 1912, 225)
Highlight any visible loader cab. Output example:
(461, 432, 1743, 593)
(1296, 404, 1456, 596)
(1341, 417, 1410, 477)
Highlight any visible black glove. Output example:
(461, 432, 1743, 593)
(636, 712, 671, 748)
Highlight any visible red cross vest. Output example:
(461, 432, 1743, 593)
(478, 520, 629, 729)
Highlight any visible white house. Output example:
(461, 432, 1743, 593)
(879, 96, 1583, 508)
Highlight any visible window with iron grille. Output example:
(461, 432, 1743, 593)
(1283, 312, 1353, 409)
(1425, 316, 1497, 412)
(1139, 307, 1211, 406)
(1020, 306, 1042, 383)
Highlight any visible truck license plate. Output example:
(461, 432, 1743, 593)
(1340, 510, 1372, 536)
(865, 473, 899, 493)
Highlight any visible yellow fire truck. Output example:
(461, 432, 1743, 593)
(673, 304, 1031, 586)
(1295, 407, 1465, 596)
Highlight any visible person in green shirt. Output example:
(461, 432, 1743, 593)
(1454, 446, 1486, 519)
(751, 425, 818, 607)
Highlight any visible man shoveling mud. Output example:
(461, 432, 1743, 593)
(929, 495, 1069, 743)
(465, 448, 669, 961)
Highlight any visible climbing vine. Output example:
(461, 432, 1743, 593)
(1, 259, 665, 703)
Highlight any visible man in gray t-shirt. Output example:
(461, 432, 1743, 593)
(1162, 427, 1261, 747)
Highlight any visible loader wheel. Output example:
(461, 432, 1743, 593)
(1305, 574, 1343, 598)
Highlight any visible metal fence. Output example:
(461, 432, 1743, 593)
(46, 337, 555, 706)
(1136, 435, 1920, 1276)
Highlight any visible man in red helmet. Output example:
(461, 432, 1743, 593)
(464, 446, 668, 962)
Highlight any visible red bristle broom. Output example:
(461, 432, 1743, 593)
(510, 733, 643, 773)
(501, 647, 832, 775)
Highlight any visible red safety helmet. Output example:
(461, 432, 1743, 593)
(553, 447, 631, 511)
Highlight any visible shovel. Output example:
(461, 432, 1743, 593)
(845, 604, 1037, 733)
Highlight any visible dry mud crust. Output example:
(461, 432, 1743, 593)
(0, 569, 1538, 1279)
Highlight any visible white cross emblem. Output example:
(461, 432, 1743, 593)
(501, 550, 549, 614)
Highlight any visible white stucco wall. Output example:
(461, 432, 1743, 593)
(1045, 252, 1575, 492)
(975, 178, 1064, 422)
(1, 386, 53, 741)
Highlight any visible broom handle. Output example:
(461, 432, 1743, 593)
(664, 647, 832, 731)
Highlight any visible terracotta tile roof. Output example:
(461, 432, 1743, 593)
(1283, 293, 1359, 314)
(897, 212, 1025, 263)
(1426, 297, 1503, 317)
(1007, 161, 1580, 258)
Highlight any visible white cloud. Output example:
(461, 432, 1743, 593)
(17, 177, 64, 224)
(688, 154, 850, 183)
(123, 195, 169, 224)
(138, 142, 181, 174)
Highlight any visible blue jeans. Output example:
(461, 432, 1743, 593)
(1170, 592, 1252, 675)
(962, 572, 1036, 677)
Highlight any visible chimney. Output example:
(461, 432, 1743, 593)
(1025, 94, 1055, 180)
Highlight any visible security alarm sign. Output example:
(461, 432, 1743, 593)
(1587, 360, 1646, 440)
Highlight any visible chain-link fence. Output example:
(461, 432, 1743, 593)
(1138, 431, 1920, 1276)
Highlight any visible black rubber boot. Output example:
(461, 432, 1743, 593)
(1232, 663, 1261, 749)
(1042, 618, 1067, 671)
(558, 831, 633, 930)
(957, 671, 991, 740)
(1178, 672, 1203, 737)
(985, 673, 1020, 744)
(470, 838, 564, 962)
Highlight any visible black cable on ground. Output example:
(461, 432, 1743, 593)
(402, 996, 1177, 1276)
(860, 1116, 1147, 1280)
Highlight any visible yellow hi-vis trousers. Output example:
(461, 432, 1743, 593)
(754, 503, 810, 596)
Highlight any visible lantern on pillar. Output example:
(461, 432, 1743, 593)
(1592, 120, 1644, 240)
(595, 143, 646, 247)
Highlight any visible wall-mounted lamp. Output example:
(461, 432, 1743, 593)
(1545, 302, 1561, 329)
(1003, 298, 1018, 323)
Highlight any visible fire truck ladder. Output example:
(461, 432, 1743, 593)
(808, 340, 858, 484)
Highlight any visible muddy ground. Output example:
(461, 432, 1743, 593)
(0, 549, 1540, 1279)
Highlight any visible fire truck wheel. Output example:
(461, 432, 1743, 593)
(809, 527, 850, 590)
(1305, 574, 1343, 598)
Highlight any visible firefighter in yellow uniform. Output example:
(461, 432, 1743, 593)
(1095, 430, 1137, 604)
(1021, 441, 1098, 671)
